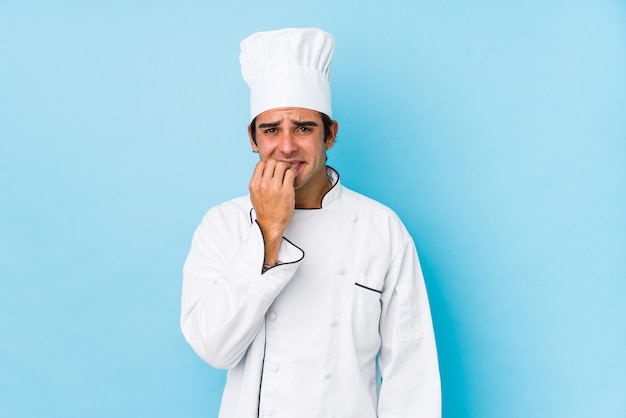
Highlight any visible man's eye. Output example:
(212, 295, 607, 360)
(297, 127, 311, 132)
(264, 128, 277, 134)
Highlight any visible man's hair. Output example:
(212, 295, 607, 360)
(249, 112, 335, 145)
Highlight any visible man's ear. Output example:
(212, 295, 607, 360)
(248, 125, 259, 153)
(325, 120, 339, 149)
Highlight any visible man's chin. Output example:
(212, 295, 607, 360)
(292, 176, 309, 190)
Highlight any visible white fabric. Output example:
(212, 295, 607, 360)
(240, 28, 334, 120)
(181, 168, 441, 418)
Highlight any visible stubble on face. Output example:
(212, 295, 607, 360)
(249, 108, 337, 207)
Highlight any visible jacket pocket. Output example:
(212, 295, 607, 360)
(349, 273, 382, 351)
(354, 281, 382, 294)
(395, 281, 424, 342)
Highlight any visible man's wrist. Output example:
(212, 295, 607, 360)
(262, 260, 283, 272)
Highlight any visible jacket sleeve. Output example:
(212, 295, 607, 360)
(377, 237, 441, 418)
(180, 207, 304, 369)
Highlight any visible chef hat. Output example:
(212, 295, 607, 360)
(240, 27, 335, 121)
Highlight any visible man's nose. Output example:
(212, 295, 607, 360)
(278, 132, 298, 154)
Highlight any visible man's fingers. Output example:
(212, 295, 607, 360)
(262, 159, 277, 180)
(251, 159, 295, 191)
(251, 160, 266, 181)
(269, 161, 292, 186)
(252, 160, 278, 186)
(283, 166, 296, 186)
(249, 160, 268, 192)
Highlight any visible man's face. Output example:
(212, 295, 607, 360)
(249, 107, 337, 191)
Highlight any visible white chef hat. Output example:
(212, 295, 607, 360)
(240, 27, 335, 121)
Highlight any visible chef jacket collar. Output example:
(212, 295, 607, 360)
(315, 165, 340, 209)
(294, 165, 341, 210)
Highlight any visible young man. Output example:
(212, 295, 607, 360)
(181, 28, 441, 418)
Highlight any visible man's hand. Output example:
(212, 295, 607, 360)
(249, 159, 296, 266)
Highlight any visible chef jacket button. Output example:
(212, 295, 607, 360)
(324, 372, 332, 379)
(267, 311, 277, 321)
(351, 215, 358, 223)
(329, 320, 338, 327)
(270, 364, 279, 373)
(337, 268, 345, 275)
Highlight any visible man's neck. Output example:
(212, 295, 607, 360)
(294, 169, 333, 209)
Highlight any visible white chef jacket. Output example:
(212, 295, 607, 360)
(181, 167, 441, 418)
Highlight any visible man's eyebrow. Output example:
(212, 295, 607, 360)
(257, 121, 281, 129)
(292, 120, 319, 127)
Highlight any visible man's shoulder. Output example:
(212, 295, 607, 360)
(337, 185, 412, 244)
(339, 186, 399, 218)
(214, 194, 252, 210)
(202, 195, 253, 222)
(338, 185, 410, 229)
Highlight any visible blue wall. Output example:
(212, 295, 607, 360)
(1, 1, 624, 417)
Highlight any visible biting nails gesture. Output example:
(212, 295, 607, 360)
(249, 159, 296, 265)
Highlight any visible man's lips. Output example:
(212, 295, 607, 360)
(284, 161, 304, 170)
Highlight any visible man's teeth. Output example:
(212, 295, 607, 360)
(290, 162, 299, 168)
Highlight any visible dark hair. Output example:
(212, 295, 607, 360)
(249, 112, 335, 145)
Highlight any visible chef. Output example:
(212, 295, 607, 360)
(181, 27, 441, 418)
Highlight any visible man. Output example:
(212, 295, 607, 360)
(181, 28, 441, 417)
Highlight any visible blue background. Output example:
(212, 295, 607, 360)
(1, 1, 625, 417)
